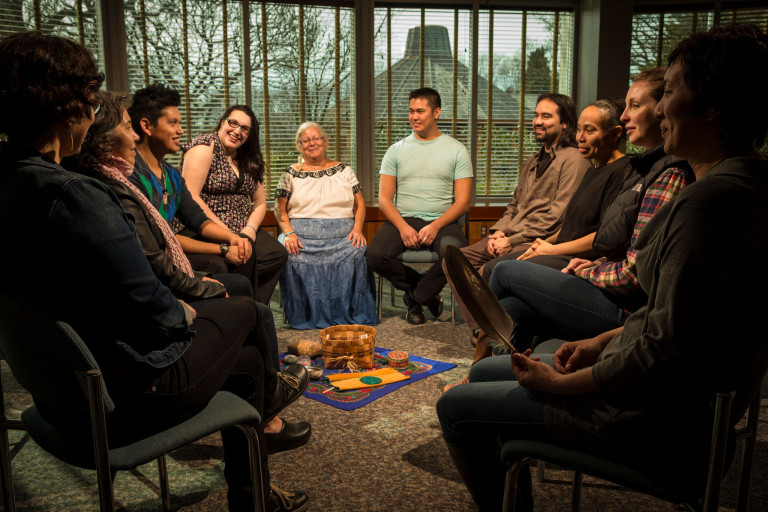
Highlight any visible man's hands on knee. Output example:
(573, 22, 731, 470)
(487, 235, 510, 257)
(400, 225, 420, 249)
(417, 223, 439, 247)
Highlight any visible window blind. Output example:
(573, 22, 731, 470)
(373, 6, 574, 198)
(0, 0, 105, 77)
(124, 1, 356, 196)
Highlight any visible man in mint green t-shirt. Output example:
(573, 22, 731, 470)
(367, 88, 473, 325)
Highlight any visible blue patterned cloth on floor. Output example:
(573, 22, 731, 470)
(280, 217, 379, 329)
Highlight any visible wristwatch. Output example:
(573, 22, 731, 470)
(220, 242, 230, 257)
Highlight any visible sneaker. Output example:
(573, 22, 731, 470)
(403, 290, 425, 325)
(425, 295, 443, 318)
(263, 364, 309, 423)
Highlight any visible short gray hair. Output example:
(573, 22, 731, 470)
(294, 121, 327, 148)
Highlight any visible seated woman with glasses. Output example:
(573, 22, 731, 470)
(274, 122, 379, 329)
(179, 106, 287, 305)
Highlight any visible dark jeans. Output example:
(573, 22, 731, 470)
(107, 296, 278, 495)
(366, 218, 467, 304)
(187, 228, 288, 304)
(481, 251, 572, 281)
(489, 259, 628, 342)
(437, 355, 551, 510)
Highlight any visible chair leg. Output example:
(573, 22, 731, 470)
(0, 424, 14, 512)
(390, 279, 395, 306)
(82, 370, 115, 512)
(702, 392, 734, 512)
(377, 274, 383, 319)
(735, 389, 761, 512)
(571, 470, 583, 512)
(502, 458, 531, 512)
(157, 455, 171, 511)
(234, 423, 265, 512)
(536, 459, 545, 482)
(0, 363, 16, 512)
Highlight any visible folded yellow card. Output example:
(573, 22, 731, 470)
(328, 367, 409, 391)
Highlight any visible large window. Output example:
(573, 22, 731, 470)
(373, 7, 574, 198)
(125, 1, 356, 195)
(476, 9, 574, 196)
(629, 4, 768, 153)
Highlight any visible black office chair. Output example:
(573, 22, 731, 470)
(501, 387, 762, 512)
(0, 295, 265, 512)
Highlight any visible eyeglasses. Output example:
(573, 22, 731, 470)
(300, 136, 325, 146)
(93, 99, 103, 116)
(225, 117, 251, 135)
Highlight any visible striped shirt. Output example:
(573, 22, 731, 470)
(576, 166, 694, 299)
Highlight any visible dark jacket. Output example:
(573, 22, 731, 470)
(0, 142, 192, 370)
(546, 157, 768, 495)
(593, 145, 691, 260)
(94, 176, 227, 302)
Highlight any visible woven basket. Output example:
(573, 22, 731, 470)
(320, 324, 377, 369)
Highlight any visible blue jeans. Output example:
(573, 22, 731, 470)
(489, 260, 628, 342)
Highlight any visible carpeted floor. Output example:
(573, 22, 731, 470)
(2, 276, 767, 511)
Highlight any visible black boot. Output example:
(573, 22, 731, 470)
(444, 441, 533, 511)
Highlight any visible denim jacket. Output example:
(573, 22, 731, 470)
(0, 142, 192, 369)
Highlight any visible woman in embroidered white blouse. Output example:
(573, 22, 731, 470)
(275, 122, 379, 329)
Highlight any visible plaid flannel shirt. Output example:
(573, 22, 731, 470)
(576, 166, 694, 295)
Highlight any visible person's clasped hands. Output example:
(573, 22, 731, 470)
(486, 230, 510, 257)
(228, 234, 252, 264)
(517, 237, 555, 260)
(400, 222, 438, 249)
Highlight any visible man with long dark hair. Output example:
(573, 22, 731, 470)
(447, 93, 589, 276)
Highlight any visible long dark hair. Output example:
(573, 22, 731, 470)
(0, 31, 103, 141)
(216, 105, 265, 184)
(63, 91, 130, 174)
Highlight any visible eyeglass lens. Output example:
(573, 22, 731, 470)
(226, 118, 250, 134)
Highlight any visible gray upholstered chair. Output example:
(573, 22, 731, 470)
(0, 295, 265, 512)
(500, 387, 762, 512)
